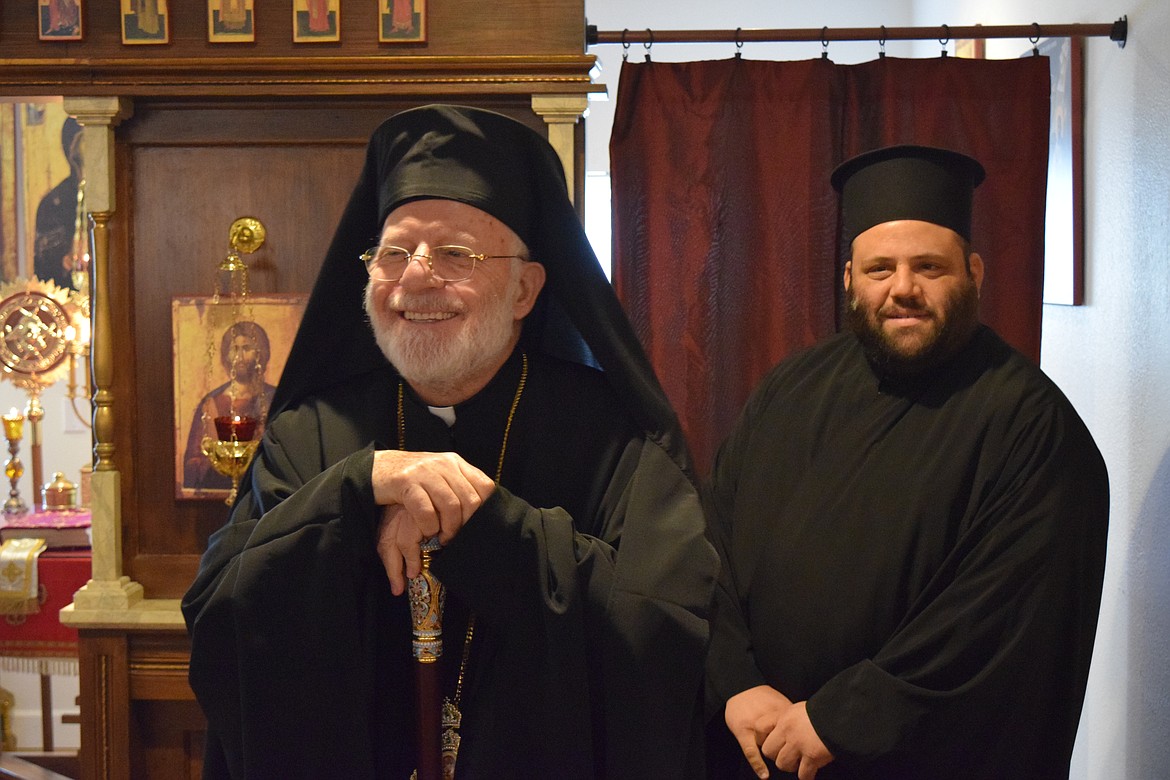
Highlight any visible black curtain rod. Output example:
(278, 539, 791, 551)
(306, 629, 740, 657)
(586, 17, 1128, 49)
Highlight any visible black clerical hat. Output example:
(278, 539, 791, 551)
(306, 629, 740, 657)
(831, 145, 986, 243)
(372, 105, 547, 249)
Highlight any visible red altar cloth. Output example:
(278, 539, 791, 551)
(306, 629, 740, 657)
(0, 550, 91, 659)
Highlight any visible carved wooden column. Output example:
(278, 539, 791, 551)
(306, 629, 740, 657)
(60, 96, 141, 612)
(531, 94, 589, 204)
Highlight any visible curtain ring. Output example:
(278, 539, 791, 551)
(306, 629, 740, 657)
(621, 28, 630, 62)
(644, 28, 653, 62)
(821, 26, 830, 60)
(939, 24, 950, 57)
(735, 27, 744, 59)
(879, 24, 887, 58)
(1030, 22, 1041, 56)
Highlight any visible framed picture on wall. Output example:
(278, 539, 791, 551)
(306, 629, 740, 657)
(293, 0, 339, 43)
(379, 0, 426, 43)
(1027, 37, 1085, 305)
(38, 0, 83, 41)
(172, 295, 307, 500)
(120, 0, 169, 45)
(208, 0, 254, 43)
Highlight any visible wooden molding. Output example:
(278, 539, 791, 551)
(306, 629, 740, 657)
(0, 56, 604, 98)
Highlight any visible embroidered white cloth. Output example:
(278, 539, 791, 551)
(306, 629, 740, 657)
(0, 536, 47, 616)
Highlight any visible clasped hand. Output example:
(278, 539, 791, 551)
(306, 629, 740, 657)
(372, 449, 496, 596)
(724, 685, 834, 780)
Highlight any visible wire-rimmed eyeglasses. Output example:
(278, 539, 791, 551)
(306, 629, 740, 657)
(360, 245, 523, 283)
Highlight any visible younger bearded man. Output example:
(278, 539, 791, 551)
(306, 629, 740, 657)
(705, 146, 1109, 780)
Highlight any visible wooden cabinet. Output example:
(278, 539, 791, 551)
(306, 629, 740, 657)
(1, 2, 596, 776)
(76, 627, 204, 780)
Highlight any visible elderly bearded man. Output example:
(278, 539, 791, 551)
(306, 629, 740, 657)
(183, 105, 717, 780)
(704, 146, 1109, 780)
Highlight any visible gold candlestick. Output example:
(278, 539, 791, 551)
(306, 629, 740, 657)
(2, 409, 28, 517)
(24, 394, 45, 512)
(64, 321, 93, 430)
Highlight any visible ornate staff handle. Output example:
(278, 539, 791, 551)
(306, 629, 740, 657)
(409, 536, 444, 780)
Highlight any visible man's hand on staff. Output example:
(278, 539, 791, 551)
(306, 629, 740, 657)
(372, 450, 496, 595)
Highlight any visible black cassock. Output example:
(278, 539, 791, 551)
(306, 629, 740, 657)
(705, 326, 1109, 779)
(183, 350, 715, 779)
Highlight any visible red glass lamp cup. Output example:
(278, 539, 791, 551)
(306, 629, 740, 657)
(214, 414, 257, 442)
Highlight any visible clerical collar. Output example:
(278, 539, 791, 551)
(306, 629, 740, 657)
(427, 405, 456, 427)
(400, 348, 526, 429)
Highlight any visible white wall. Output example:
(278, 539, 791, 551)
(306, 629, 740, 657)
(586, 1, 1170, 778)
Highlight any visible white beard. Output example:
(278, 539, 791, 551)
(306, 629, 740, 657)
(364, 272, 520, 399)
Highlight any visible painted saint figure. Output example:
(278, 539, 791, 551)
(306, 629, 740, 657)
(306, 0, 330, 33)
(391, 0, 413, 32)
(33, 118, 83, 291)
(219, 0, 246, 30)
(182, 320, 276, 491)
(133, 0, 161, 35)
(47, 0, 81, 36)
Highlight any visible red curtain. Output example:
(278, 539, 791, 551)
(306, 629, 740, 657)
(611, 55, 1050, 475)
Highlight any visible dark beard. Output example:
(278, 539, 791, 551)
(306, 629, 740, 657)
(847, 279, 981, 379)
